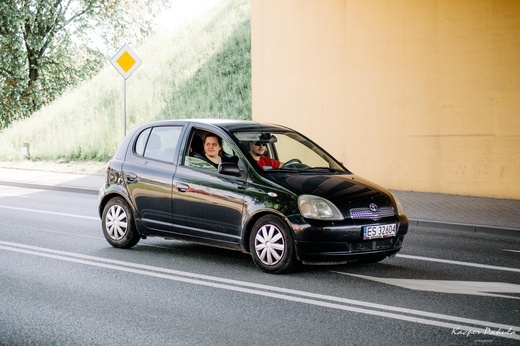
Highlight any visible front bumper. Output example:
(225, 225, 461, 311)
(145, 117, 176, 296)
(296, 236, 405, 265)
(289, 215, 409, 265)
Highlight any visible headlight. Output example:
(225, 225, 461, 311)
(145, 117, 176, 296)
(298, 195, 344, 220)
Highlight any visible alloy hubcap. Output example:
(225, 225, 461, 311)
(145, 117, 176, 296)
(106, 205, 128, 240)
(254, 224, 285, 265)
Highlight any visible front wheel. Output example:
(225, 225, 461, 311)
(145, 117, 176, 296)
(102, 197, 140, 248)
(249, 215, 297, 274)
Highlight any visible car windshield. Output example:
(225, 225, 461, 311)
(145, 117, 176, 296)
(233, 130, 348, 172)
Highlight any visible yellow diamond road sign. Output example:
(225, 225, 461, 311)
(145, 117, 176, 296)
(110, 44, 141, 79)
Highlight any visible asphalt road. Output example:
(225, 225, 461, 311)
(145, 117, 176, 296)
(0, 186, 519, 345)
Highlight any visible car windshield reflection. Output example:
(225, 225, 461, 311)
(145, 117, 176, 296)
(233, 131, 347, 172)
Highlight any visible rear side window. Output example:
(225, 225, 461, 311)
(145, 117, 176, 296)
(135, 126, 182, 163)
(135, 128, 151, 156)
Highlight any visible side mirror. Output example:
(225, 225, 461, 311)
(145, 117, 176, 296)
(218, 162, 241, 177)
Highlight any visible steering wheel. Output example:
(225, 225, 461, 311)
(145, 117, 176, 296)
(281, 158, 302, 168)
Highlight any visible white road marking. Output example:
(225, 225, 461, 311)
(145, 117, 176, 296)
(342, 274, 520, 300)
(0, 240, 519, 340)
(397, 254, 520, 273)
(0, 205, 98, 220)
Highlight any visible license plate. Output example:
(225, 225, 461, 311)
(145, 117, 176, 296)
(363, 224, 397, 240)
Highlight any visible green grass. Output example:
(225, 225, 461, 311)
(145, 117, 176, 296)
(0, 0, 250, 162)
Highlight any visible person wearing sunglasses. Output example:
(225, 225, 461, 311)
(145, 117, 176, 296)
(248, 141, 282, 170)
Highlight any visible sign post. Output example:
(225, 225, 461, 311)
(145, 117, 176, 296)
(110, 44, 142, 137)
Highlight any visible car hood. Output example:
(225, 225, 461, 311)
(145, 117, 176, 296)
(267, 173, 394, 211)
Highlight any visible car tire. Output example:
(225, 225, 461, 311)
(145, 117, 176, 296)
(249, 215, 297, 274)
(102, 197, 140, 249)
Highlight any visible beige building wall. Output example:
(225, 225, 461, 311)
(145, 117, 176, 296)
(251, 0, 520, 199)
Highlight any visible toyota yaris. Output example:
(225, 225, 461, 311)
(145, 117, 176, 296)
(98, 119, 408, 273)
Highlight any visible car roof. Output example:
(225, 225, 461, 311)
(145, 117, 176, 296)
(137, 118, 291, 133)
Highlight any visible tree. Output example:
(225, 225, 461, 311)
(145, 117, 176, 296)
(0, 0, 167, 129)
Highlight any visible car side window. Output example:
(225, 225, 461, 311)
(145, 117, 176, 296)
(134, 128, 151, 157)
(138, 126, 182, 163)
(184, 130, 217, 171)
(184, 129, 238, 172)
(222, 140, 235, 158)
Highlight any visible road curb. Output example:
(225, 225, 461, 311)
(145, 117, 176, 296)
(409, 219, 520, 238)
(0, 180, 98, 196)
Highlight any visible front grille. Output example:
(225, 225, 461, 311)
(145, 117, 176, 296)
(349, 237, 396, 253)
(350, 206, 395, 221)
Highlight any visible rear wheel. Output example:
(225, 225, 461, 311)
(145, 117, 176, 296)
(102, 197, 140, 248)
(250, 215, 297, 274)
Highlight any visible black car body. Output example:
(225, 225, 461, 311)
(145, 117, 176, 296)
(98, 119, 408, 273)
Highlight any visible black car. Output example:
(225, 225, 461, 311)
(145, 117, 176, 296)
(98, 119, 408, 273)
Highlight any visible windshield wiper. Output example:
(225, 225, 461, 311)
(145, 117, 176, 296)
(302, 167, 346, 173)
(271, 167, 347, 173)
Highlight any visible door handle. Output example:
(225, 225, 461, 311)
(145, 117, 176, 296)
(125, 172, 138, 183)
(175, 182, 190, 192)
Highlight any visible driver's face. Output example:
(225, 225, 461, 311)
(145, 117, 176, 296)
(250, 142, 267, 155)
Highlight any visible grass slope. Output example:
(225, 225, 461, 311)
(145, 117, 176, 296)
(0, 0, 250, 162)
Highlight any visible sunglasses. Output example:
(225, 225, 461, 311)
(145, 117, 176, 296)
(254, 142, 267, 147)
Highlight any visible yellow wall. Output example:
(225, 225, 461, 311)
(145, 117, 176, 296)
(251, 0, 520, 199)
